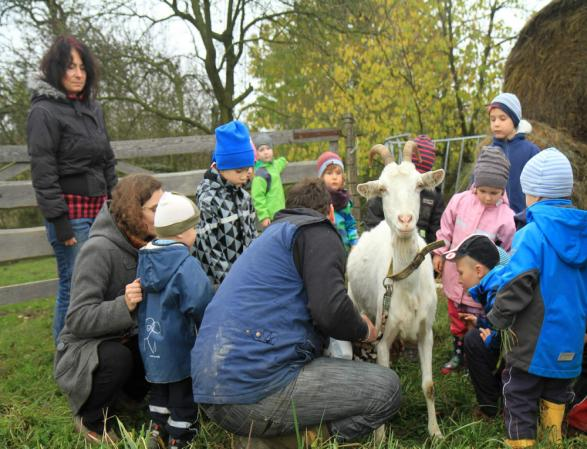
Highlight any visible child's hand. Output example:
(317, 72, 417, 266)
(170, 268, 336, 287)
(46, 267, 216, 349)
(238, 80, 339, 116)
(124, 278, 143, 312)
(432, 254, 444, 273)
(459, 313, 478, 330)
(479, 328, 492, 342)
(261, 218, 271, 228)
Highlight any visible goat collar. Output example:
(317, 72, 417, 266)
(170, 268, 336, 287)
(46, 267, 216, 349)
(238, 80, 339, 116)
(384, 239, 445, 284)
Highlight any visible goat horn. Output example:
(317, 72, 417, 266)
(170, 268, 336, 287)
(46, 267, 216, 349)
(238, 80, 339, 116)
(402, 140, 420, 164)
(368, 144, 394, 167)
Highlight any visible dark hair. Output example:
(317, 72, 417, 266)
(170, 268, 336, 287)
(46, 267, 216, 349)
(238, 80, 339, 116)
(111, 174, 162, 240)
(452, 235, 500, 270)
(40, 35, 99, 100)
(286, 178, 331, 215)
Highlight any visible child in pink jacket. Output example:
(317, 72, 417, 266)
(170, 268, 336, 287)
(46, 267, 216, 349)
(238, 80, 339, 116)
(433, 146, 516, 374)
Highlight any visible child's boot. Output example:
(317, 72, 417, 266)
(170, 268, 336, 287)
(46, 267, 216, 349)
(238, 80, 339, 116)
(504, 439, 535, 448)
(441, 336, 464, 374)
(539, 399, 565, 445)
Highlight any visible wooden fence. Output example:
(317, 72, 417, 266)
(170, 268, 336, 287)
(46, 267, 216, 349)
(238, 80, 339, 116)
(0, 117, 358, 305)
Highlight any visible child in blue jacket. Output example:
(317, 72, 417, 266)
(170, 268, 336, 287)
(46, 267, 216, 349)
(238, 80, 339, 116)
(488, 93, 540, 214)
(487, 148, 587, 448)
(137, 192, 214, 449)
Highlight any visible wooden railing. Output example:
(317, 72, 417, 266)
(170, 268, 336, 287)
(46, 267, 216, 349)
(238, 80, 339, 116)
(0, 124, 355, 305)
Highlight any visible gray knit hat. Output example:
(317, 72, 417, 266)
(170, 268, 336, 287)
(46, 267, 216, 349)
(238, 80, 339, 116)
(154, 192, 200, 237)
(474, 146, 510, 190)
(520, 147, 573, 198)
(254, 133, 273, 149)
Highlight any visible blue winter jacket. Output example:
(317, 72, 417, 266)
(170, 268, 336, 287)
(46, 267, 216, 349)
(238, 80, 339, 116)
(191, 211, 336, 404)
(492, 134, 540, 214)
(487, 199, 587, 378)
(137, 240, 214, 383)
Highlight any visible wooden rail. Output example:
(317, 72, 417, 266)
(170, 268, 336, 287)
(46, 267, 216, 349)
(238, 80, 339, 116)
(0, 125, 352, 304)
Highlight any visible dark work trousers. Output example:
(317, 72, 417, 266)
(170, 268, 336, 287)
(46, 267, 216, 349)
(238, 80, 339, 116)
(464, 328, 502, 417)
(149, 378, 199, 440)
(79, 336, 149, 432)
(502, 364, 573, 440)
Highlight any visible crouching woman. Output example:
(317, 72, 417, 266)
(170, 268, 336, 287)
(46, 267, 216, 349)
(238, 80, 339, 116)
(54, 174, 163, 444)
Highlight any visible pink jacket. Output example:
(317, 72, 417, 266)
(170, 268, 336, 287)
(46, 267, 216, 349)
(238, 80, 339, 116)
(434, 187, 516, 308)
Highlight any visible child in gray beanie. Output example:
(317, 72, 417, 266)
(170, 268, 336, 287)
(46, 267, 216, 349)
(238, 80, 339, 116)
(433, 145, 516, 375)
(485, 147, 587, 447)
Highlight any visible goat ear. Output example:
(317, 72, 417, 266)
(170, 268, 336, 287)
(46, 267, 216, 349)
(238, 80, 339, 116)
(357, 180, 387, 199)
(418, 169, 445, 189)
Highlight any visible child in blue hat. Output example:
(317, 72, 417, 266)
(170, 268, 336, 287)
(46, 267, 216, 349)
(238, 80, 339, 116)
(194, 120, 257, 287)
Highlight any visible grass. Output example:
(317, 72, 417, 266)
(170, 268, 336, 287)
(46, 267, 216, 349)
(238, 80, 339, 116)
(0, 257, 56, 287)
(0, 260, 586, 448)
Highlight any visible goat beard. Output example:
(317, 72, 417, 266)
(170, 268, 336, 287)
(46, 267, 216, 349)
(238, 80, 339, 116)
(328, 188, 351, 210)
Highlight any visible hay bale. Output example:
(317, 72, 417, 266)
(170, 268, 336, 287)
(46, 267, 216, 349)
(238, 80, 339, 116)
(504, 0, 587, 144)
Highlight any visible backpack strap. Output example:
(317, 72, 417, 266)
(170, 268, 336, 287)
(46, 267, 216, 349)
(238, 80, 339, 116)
(255, 166, 272, 193)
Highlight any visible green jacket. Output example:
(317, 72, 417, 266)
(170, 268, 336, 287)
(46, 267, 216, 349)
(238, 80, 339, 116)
(251, 157, 288, 221)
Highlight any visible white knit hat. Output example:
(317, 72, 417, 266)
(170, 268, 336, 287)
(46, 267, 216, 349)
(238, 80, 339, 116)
(154, 192, 200, 237)
(520, 148, 573, 198)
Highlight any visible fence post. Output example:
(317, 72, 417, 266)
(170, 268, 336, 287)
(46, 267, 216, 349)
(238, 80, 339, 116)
(342, 113, 360, 221)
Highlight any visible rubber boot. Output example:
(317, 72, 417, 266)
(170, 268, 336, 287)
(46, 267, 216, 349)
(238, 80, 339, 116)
(539, 399, 565, 445)
(504, 439, 535, 448)
(441, 336, 464, 374)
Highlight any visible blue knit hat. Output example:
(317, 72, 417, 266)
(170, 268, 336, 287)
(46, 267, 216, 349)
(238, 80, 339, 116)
(490, 93, 522, 128)
(214, 120, 255, 170)
(520, 147, 573, 198)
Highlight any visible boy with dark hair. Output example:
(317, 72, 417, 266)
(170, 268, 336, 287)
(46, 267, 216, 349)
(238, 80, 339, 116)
(487, 147, 587, 448)
(191, 178, 401, 448)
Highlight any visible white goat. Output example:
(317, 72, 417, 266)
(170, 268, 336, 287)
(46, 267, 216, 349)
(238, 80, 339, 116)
(347, 141, 445, 439)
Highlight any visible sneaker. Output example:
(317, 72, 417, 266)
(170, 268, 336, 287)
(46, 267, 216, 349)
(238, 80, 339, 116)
(147, 422, 168, 449)
(73, 416, 120, 446)
(440, 354, 463, 375)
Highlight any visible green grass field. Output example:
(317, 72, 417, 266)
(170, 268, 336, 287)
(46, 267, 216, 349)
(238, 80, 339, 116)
(0, 259, 585, 448)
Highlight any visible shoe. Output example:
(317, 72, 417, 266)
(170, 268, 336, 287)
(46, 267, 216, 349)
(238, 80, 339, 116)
(168, 437, 190, 449)
(73, 415, 120, 445)
(231, 425, 329, 449)
(472, 406, 495, 421)
(539, 399, 565, 445)
(147, 422, 168, 449)
(504, 439, 535, 448)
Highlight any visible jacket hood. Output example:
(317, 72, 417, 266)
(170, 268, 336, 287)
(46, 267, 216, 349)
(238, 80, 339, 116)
(90, 202, 138, 256)
(527, 199, 587, 267)
(274, 207, 327, 222)
(138, 241, 191, 292)
(28, 74, 67, 103)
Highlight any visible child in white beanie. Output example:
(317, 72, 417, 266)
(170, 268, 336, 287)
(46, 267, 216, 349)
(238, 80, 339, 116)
(488, 92, 540, 215)
(486, 148, 587, 448)
(137, 192, 214, 449)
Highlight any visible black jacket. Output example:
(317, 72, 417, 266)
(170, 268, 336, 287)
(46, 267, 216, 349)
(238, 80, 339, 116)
(363, 188, 445, 243)
(26, 77, 117, 241)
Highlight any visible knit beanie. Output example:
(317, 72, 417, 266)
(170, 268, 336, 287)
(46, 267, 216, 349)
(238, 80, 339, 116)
(317, 151, 344, 177)
(474, 146, 510, 190)
(413, 135, 436, 173)
(489, 93, 521, 128)
(214, 120, 255, 170)
(154, 192, 200, 238)
(520, 147, 573, 198)
(254, 133, 273, 149)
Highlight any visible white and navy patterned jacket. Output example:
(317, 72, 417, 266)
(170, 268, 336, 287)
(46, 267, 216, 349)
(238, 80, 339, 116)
(195, 168, 257, 286)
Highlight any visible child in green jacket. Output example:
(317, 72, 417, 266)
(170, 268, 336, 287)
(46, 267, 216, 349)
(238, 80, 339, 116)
(251, 134, 287, 228)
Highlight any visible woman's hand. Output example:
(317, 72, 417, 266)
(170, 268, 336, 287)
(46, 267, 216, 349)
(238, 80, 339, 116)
(64, 237, 78, 246)
(432, 254, 444, 274)
(124, 278, 143, 312)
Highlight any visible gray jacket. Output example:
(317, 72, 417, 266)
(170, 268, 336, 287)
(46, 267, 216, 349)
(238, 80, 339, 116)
(54, 202, 138, 413)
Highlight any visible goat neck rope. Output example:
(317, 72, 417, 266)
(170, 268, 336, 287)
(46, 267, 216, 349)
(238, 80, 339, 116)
(381, 239, 446, 323)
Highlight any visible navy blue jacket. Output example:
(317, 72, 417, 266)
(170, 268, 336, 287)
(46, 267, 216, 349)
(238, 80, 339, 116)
(137, 240, 213, 383)
(191, 208, 367, 404)
(492, 134, 540, 214)
(488, 200, 587, 378)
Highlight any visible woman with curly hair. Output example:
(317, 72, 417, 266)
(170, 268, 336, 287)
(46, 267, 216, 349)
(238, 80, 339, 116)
(27, 35, 117, 341)
(54, 174, 163, 444)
